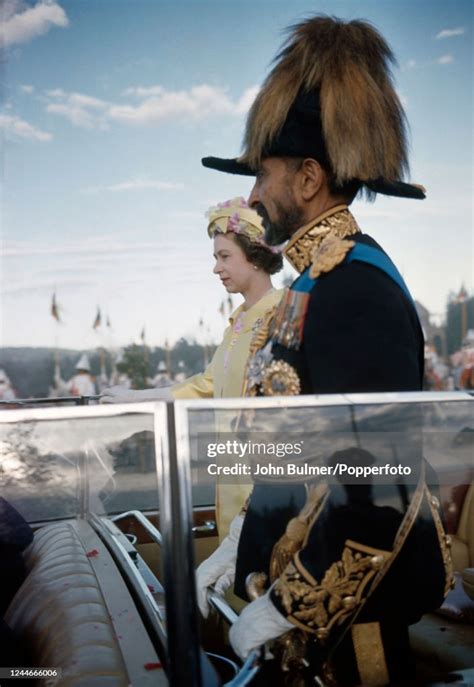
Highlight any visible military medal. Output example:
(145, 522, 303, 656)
(271, 288, 310, 351)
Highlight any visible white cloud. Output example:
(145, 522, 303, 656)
(82, 179, 185, 193)
(437, 54, 455, 65)
(19, 84, 34, 94)
(45, 88, 66, 98)
(1, 0, 68, 48)
(45, 90, 110, 128)
(44, 83, 260, 129)
(108, 84, 234, 124)
(235, 85, 259, 114)
(122, 86, 165, 98)
(46, 102, 103, 128)
(68, 93, 108, 109)
(0, 113, 51, 141)
(436, 27, 465, 39)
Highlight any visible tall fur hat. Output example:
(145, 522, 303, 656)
(203, 15, 424, 199)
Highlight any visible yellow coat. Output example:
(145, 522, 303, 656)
(171, 289, 283, 539)
(172, 289, 283, 400)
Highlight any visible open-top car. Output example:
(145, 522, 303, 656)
(1, 391, 473, 686)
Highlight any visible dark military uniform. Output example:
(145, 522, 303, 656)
(234, 206, 451, 685)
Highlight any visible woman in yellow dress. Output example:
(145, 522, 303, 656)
(173, 197, 283, 401)
(102, 197, 283, 538)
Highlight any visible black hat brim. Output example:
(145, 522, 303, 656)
(365, 178, 426, 200)
(202, 157, 426, 200)
(201, 157, 255, 176)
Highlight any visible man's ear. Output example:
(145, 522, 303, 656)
(297, 158, 325, 202)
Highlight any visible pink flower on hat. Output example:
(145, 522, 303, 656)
(207, 196, 282, 252)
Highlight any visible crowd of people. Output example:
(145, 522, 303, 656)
(424, 332, 474, 391)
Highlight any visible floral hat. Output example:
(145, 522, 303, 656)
(206, 197, 280, 252)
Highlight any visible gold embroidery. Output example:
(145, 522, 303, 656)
(261, 360, 301, 396)
(273, 541, 389, 639)
(284, 206, 360, 274)
(427, 487, 455, 596)
(248, 306, 277, 357)
(270, 483, 329, 582)
(310, 235, 355, 279)
(351, 622, 390, 686)
(272, 628, 309, 685)
(243, 304, 279, 397)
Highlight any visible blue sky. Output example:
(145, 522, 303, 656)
(1, 0, 472, 350)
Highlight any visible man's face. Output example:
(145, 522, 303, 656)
(248, 158, 304, 245)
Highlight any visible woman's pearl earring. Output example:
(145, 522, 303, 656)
(253, 265, 259, 271)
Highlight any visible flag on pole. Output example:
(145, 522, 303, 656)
(106, 316, 111, 328)
(227, 295, 233, 314)
(51, 293, 61, 322)
(140, 326, 146, 343)
(92, 307, 101, 330)
(455, 285, 468, 304)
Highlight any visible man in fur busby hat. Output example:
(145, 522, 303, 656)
(199, 15, 450, 686)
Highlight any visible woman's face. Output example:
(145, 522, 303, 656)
(213, 234, 255, 294)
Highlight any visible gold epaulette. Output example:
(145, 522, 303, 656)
(309, 235, 355, 279)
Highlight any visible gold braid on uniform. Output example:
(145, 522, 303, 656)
(284, 205, 361, 275)
(270, 483, 329, 582)
(248, 306, 278, 359)
(243, 302, 279, 397)
(273, 542, 388, 640)
(426, 489, 455, 596)
(267, 484, 329, 683)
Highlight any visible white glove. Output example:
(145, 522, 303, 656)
(195, 513, 244, 618)
(100, 385, 173, 403)
(229, 589, 294, 660)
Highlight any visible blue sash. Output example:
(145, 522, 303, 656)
(292, 242, 414, 304)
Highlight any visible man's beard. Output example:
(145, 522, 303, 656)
(256, 199, 304, 246)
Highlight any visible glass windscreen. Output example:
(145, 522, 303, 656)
(182, 395, 473, 514)
(0, 405, 162, 523)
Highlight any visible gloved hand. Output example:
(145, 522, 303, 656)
(229, 589, 294, 660)
(100, 385, 173, 403)
(195, 513, 244, 618)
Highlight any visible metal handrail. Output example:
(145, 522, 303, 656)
(110, 510, 258, 684)
(90, 514, 167, 643)
(224, 651, 260, 687)
(111, 510, 163, 546)
(208, 591, 239, 626)
(0, 395, 102, 407)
